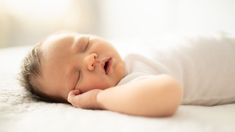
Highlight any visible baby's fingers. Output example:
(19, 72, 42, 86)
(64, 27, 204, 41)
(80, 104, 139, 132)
(67, 90, 80, 105)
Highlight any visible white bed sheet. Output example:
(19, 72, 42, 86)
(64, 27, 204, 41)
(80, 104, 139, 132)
(0, 45, 235, 132)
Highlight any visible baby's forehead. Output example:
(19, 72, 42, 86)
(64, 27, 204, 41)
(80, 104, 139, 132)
(45, 32, 89, 42)
(42, 32, 91, 48)
(40, 34, 74, 53)
(40, 33, 97, 58)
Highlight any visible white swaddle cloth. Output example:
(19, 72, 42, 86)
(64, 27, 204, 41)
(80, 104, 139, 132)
(117, 35, 235, 105)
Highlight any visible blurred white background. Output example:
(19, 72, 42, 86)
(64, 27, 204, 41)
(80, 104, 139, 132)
(0, 0, 235, 48)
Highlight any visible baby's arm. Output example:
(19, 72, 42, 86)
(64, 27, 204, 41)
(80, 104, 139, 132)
(68, 74, 183, 117)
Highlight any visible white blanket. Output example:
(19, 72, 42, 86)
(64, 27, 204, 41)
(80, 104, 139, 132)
(0, 45, 235, 132)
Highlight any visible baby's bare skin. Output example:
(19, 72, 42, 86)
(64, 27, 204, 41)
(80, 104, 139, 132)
(38, 32, 182, 117)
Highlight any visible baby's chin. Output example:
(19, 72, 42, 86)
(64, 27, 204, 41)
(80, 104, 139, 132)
(102, 83, 115, 90)
(101, 80, 119, 90)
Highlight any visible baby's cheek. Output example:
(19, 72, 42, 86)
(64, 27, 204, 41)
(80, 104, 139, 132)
(79, 77, 109, 93)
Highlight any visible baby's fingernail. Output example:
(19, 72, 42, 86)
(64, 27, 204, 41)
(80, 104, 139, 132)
(73, 90, 80, 95)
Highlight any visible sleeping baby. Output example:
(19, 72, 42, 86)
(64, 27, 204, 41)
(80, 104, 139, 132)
(19, 32, 235, 117)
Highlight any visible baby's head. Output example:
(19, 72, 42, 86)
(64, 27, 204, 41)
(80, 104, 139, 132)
(19, 32, 127, 103)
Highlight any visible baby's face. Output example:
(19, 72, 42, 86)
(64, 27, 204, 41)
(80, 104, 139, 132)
(38, 33, 127, 101)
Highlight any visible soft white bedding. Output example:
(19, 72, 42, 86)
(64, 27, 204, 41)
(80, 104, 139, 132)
(0, 45, 235, 132)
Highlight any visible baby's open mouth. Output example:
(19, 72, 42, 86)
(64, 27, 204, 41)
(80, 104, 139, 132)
(103, 57, 112, 75)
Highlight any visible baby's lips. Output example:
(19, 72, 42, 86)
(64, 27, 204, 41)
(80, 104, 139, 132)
(101, 57, 110, 67)
(101, 56, 112, 74)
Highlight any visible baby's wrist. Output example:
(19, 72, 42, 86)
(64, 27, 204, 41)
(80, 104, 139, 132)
(96, 90, 105, 110)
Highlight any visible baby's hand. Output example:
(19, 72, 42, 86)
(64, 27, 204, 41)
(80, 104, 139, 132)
(67, 89, 103, 110)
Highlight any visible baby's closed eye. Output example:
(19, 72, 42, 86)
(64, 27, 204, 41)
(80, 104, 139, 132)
(80, 37, 90, 52)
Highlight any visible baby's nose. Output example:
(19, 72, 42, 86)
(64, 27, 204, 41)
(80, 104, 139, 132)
(84, 53, 98, 71)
